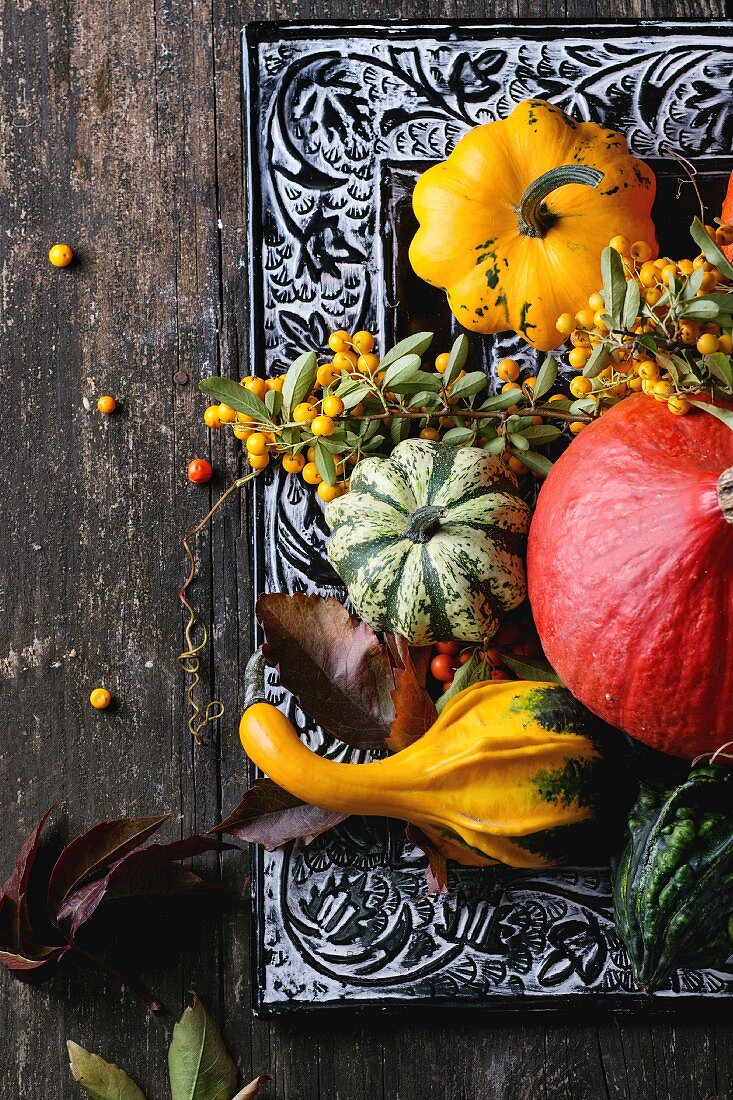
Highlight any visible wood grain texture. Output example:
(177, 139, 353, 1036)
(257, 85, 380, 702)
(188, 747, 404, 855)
(0, 0, 730, 1097)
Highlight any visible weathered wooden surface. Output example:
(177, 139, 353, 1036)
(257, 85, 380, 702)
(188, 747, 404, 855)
(0, 1, 730, 1097)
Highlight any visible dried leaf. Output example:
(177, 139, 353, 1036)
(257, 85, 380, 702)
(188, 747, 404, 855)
(67, 1041, 146, 1100)
(232, 1077, 273, 1100)
(406, 826, 448, 894)
(168, 992, 237, 1100)
(385, 635, 437, 751)
(212, 778, 346, 849)
(257, 593, 394, 749)
(0, 806, 57, 956)
(47, 816, 169, 913)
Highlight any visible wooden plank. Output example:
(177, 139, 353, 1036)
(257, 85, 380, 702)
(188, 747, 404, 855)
(0, 0, 731, 1097)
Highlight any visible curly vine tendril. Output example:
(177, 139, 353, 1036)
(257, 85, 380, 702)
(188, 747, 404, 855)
(178, 474, 257, 743)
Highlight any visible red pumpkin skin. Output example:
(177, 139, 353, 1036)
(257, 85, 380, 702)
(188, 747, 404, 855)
(527, 394, 733, 759)
(723, 171, 733, 263)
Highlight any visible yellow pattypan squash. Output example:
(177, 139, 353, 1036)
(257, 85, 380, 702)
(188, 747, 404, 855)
(409, 98, 657, 351)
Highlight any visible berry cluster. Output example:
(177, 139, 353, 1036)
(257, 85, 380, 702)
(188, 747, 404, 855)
(429, 617, 541, 695)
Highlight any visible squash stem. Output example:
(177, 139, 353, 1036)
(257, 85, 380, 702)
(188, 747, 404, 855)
(717, 467, 733, 524)
(517, 165, 604, 238)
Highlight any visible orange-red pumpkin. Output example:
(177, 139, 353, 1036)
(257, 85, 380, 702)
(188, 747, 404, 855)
(527, 394, 733, 759)
(722, 169, 733, 262)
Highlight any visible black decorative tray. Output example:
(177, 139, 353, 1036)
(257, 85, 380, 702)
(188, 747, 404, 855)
(243, 19, 733, 1015)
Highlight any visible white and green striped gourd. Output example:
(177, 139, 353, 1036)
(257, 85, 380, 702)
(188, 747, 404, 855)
(325, 439, 531, 645)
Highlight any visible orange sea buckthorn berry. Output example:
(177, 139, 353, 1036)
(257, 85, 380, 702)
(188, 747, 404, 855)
(643, 287, 663, 306)
(500, 381, 521, 394)
(718, 334, 733, 354)
(302, 461, 322, 485)
(716, 224, 733, 246)
(187, 457, 213, 484)
(49, 243, 73, 267)
(233, 425, 252, 441)
(312, 414, 335, 437)
(497, 358, 520, 382)
(569, 376, 593, 398)
(569, 421, 586, 435)
(630, 240, 654, 263)
(609, 235, 631, 254)
(246, 432, 268, 456)
(507, 456, 527, 476)
(570, 329, 591, 348)
(333, 351, 358, 371)
(96, 395, 116, 415)
(328, 329, 352, 354)
(698, 271, 719, 294)
(89, 687, 112, 710)
(697, 333, 720, 355)
(317, 482, 340, 503)
(652, 380, 675, 402)
(317, 364, 340, 388)
(430, 653, 455, 682)
(217, 403, 237, 424)
(435, 352, 450, 373)
(522, 376, 537, 391)
(639, 262, 659, 287)
(306, 446, 316, 463)
(568, 346, 590, 370)
(679, 323, 699, 346)
(243, 377, 267, 400)
(419, 427, 440, 441)
(248, 453, 270, 470)
(556, 313, 575, 336)
(593, 310, 609, 335)
(435, 642, 461, 655)
(203, 405, 222, 429)
(282, 452, 305, 474)
(575, 308, 596, 330)
(587, 292, 605, 312)
(668, 395, 691, 416)
(548, 394, 566, 403)
(704, 224, 718, 241)
(636, 360, 660, 381)
(322, 395, 344, 417)
(678, 258, 695, 276)
(628, 375, 643, 392)
(293, 402, 317, 424)
(358, 353, 380, 373)
(265, 376, 284, 391)
(352, 330, 375, 354)
(661, 264, 679, 287)
(609, 380, 628, 397)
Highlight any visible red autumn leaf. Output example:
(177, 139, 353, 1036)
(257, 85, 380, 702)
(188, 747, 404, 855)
(385, 635, 437, 752)
(55, 836, 229, 938)
(0, 806, 57, 956)
(212, 777, 346, 850)
(406, 825, 449, 895)
(47, 814, 170, 913)
(256, 593, 394, 750)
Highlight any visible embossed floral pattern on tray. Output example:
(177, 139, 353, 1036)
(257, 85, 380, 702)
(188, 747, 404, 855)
(243, 21, 733, 1012)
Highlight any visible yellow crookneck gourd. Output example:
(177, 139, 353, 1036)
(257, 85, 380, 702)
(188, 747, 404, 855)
(239, 666, 621, 869)
(409, 97, 657, 351)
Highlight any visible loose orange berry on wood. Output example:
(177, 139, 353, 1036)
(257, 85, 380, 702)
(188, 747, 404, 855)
(89, 687, 112, 710)
(187, 458, 213, 484)
(96, 395, 116, 415)
(49, 243, 73, 267)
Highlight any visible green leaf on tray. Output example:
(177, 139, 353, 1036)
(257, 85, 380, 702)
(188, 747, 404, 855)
(264, 388, 282, 417)
(168, 993, 238, 1100)
(448, 370, 487, 399)
(689, 398, 733, 431)
(532, 355, 558, 401)
(314, 440, 337, 485)
(600, 245, 628, 327)
(199, 377, 269, 423)
(513, 449, 554, 477)
(382, 353, 422, 389)
(281, 351, 317, 419)
(583, 343, 612, 379)
(691, 217, 733, 281)
(436, 652, 485, 714)
(703, 353, 733, 391)
(622, 278, 641, 330)
(480, 389, 525, 412)
(67, 1042, 147, 1100)
(442, 426, 475, 446)
(501, 653, 562, 683)
(378, 331, 434, 371)
(442, 333, 469, 388)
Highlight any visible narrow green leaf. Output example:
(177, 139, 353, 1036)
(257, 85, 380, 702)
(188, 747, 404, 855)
(390, 417, 411, 445)
(532, 355, 558, 401)
(379, 331, 434, 372)
(199, 377, 269, 423)
(168, 993, 237, 1100)
(341, 384, 372, 410)
(314, 441, 337, 485)
(622, 279, 641, 330)
(513, 449, 553, 477)
(703, 353, 733, 391)
(382, 353, 422, 389)
(482, 435, 506, 455)
(679, 299, 720, 321)
(583, 343, 612, 379)
(539, 396, 572, 411)
(281, 352, 317, 420)
(390, 371, 441, 394)
(67, 1042, 146, 1100)
(442, 426, 475, 446)
(688, 398, 733, 430)
(507, 432, 529, 452)
(569, 397, 597, 414)
(361, 434, 386, 452)
(448, 370, 487, 399)
(682, 268, 706, 299)
(501, 653, 562, 683)
(480, 390, 525, 411)
(436, 652, 485, 714)
(265, 389, 283, 417)
(690, 217, 733, 281)
(442, 334, 469, 388)
(407, 390, 441, 409)
(600, 245, 627, 327)
(520, 425, 562, 444)
(709, 292, 733, 311)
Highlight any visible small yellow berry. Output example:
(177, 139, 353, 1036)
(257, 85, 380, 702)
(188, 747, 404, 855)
(246, 432, 268, 456)
(419, 427, 440, 441)
(497, 358, 520, 382)
(609, 235, 631, 254)
(569, 421, 586, 435)
(556, 313, 575, 336)
(293, 402, 317, 424)
(636, 361, 660, 381)
(302, 461, 322, 485)
(333, 351, 358, 371)
(718, 334, 733, 354)
(652, 380, 675, 402)
(242, 377, 267, 400)
(233, 425, 252, 440)
(282, 452, 305, 474)
(587, 292, 605, 311)
(501, 381, 521, 394)
(322, 395, 344, 417)
(569, 377, 593, 398)
(661, 264, 679, 287)
(265, 376, 285, 391)
(49, 243, 73, 267)
(352, 331, 375, 354)
(668, 395, 691, 416)
(90, 687, 112, 710)
(203, 405, 222, 429)
(568, 347, 590, 370)
(218, 403, 237, 424)
(435, 353, 450, 373)
(697, 333, 720, 355)
(311, 415, 335, 437)
(317, 364, 339, 388)
(96, 395, 116, 415)
(328, 330, 352, 354)
(317, 482, 340, 502)
(357, 353, 380, 373)
(630, 241, 654, 263)
(248, 453, 270, 470)
(575, 308, 596, 330)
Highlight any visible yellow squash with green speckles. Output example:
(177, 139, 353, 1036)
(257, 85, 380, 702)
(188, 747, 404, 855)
(409, 98, 657, 351)
(239, 677, 625, 868)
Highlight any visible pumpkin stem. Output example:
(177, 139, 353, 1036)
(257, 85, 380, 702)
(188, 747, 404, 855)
(404, 505, 445, 542)
(717, 467, 733, 524)
(517, 165, 604, 238)
(244, 648, 268, 708)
